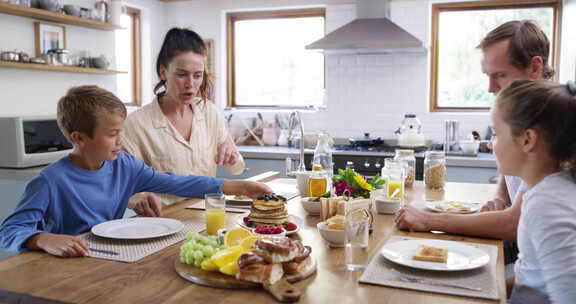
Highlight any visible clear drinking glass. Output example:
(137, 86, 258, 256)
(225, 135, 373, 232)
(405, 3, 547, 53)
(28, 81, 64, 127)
(205, 193, 225, 235)
(345, 208, 370, 271)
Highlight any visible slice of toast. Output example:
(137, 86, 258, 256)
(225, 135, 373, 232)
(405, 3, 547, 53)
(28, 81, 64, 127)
(412, 244, 448, 263)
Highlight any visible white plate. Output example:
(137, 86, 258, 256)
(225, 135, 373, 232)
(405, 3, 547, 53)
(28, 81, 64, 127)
(380, 239, 490, 271)
(225, 195, 252, 206)
(236, 212, 302, 235)
(425, 200, 480, 214)
(91, 218, 184, 239)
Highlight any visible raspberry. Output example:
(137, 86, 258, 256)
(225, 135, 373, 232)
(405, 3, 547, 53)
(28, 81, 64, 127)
(255, 225, 283, 234)
(285, 222, 297, 231)
(243, 216, 249, 223)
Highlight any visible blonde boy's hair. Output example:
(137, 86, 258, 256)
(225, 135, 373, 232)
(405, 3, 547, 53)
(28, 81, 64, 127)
(57, 85, 127, 141)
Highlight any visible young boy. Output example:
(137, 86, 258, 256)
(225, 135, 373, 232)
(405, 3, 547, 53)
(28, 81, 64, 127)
(0, 85, 271, 257)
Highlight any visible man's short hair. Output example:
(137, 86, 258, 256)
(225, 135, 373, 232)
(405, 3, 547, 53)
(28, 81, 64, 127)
(478, 20, 554, 79)
(57, 85, 127, 141)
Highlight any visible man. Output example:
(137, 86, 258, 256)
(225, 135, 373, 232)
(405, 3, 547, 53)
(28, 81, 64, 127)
(395, 20, 554, 263)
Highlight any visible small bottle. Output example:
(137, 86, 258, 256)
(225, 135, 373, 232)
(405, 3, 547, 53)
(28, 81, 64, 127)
(394, 149, 416, 188)
(381, 159, 404, 200)
(424, 151, 446, 190)
(308, 164, 328, 197)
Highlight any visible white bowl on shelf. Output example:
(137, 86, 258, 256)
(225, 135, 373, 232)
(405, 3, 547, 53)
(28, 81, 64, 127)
(317, 222, 345, 247)
(300, 197, 321, 215)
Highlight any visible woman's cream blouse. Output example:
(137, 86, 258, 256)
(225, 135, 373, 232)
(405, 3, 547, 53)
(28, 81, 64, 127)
(122, 98, 245, 205)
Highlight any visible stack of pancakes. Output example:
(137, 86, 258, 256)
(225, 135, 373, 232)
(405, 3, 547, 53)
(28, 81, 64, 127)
(249, 194, 288, 226)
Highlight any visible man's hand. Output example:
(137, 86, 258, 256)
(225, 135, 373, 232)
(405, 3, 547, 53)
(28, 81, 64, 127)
(133, 194, 163, 217)
(222, 180, 273, 198)
(394, 205, 433, 232)
(215, 137, 238, 166)
(480, 198, 508, 212)
(27, 233, 89, 258)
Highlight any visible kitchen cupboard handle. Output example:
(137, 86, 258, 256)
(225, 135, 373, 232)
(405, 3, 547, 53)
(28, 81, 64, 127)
(488, 176, 498, 184)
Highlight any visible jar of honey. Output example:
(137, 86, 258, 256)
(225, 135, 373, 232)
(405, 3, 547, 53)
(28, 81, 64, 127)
(308, 164, 328, 197)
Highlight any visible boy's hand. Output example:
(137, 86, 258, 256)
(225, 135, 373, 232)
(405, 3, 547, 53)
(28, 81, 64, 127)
(27, 233, 89, 258)
(133, 194, 163, 217)
(222, 180, 273, 198)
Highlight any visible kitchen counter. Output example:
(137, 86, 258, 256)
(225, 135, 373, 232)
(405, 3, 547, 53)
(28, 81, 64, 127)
(0, 166, 44, 181)
(237, 145, 497, 168)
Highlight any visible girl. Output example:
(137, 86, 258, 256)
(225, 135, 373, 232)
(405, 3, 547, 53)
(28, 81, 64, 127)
(491, 79, 576, 303)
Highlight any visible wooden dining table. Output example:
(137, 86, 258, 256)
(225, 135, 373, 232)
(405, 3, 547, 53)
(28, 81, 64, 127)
(0, 177, 505, 304)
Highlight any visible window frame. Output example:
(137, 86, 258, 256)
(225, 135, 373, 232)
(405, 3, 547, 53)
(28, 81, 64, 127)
(226, 8, 326, 109)
(122, 7, 142, 107)
(429, 0, 562, 112)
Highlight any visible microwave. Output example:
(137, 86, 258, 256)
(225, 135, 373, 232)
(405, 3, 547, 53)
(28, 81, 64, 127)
(0, 116, 73, 168)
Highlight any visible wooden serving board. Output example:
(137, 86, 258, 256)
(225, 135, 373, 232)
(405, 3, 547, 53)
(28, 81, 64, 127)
(174, 255, 317, 302)
(174, 256, 316, 289)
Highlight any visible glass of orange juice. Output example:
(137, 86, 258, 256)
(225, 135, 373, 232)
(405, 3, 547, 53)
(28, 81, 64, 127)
(205, 193, 226, 235)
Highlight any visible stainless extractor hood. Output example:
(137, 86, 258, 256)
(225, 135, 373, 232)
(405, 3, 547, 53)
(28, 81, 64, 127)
(306, 0, 426, 54)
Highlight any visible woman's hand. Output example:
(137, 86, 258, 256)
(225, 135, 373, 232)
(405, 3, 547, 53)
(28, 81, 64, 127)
(222, 180, 273, 198)
(133, 194, 163, 217)
(27, 233, 89, 258)
(394, 205, 432, 232)
(215, 137, 239, 167)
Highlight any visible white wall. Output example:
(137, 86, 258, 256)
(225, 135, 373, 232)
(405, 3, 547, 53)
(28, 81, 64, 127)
(0, 0, 165, 117)
(163, 0, 576, 143)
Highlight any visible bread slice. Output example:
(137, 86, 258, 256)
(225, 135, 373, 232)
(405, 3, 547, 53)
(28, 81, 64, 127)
(412, 244, 448, 263)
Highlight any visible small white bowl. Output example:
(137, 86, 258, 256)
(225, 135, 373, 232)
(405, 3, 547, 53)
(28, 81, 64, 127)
(300, 197, 321, 215)
(375, 198, 402, 214)
(459, 140, 480, 155)
(317, 222, 345, 247)
(251, 226, 286, 238)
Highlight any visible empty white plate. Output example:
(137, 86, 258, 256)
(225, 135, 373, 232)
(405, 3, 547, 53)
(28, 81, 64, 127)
(381, 239, 490, 271)
(91, 218, 184, 239)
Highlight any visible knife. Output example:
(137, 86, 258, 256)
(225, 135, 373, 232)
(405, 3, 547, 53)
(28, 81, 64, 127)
(90, 248, 119, 256)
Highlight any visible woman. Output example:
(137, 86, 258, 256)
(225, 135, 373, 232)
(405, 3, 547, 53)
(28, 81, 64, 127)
(122, 28, 245, 206)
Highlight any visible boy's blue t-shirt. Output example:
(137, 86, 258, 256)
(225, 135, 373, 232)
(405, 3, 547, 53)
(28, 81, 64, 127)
(0, 152, 223, 252)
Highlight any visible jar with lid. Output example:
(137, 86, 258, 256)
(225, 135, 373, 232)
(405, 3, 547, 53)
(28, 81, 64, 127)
(424, 151, 446, 190)
(394, 149, 415, 188)
(381, 159, 404, 200)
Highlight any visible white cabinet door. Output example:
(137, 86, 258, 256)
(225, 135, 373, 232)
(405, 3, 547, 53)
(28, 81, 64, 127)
(216, 159, 286, 179)
(446, 167, 498, 184)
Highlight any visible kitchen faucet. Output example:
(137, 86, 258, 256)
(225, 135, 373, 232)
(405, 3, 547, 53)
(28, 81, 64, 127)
(288, 111, 306, 172)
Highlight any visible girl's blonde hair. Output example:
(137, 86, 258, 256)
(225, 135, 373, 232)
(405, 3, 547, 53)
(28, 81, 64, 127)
(496, 80, 576, 175)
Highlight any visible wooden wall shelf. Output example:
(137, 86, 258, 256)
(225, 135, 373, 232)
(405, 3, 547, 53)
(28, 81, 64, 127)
(0, 2, 122, 31)
(0, 61, 127, 74)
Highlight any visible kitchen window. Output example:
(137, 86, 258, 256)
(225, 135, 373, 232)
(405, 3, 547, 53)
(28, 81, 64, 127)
(430, 0, 560, 112)
(115, 7, 142, 106)
(226, 8, 325, 109)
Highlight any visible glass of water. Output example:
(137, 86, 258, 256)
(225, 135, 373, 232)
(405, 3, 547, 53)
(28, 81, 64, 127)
(345, 208, 370, 271)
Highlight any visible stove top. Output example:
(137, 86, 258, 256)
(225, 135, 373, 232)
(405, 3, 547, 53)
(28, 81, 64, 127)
(332, 144, 429, 153)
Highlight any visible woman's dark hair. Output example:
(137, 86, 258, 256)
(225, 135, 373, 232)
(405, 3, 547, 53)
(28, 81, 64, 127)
(496, 80, 576, 177)
(154, 28, 213, 102)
